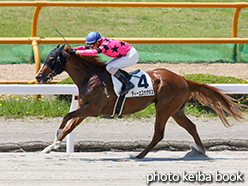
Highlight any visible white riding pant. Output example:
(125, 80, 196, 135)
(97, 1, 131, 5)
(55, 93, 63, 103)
(106, 47, 139, 75)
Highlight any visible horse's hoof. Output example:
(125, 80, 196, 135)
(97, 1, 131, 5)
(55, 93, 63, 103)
(129, 155, 137, 159)
(135, 156, 144, 159)
(182, 146, 210, 160)
(41, 146, 52, 153)
(54, 141, 61, 149)
(41, 149, 50, 154)
(191, 145, 206, 156)
(132, 154, 144, 159)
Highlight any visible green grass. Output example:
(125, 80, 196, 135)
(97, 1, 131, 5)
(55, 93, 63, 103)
(0, 0, 248, 38)
(183, 74, 248, 84)
(0, 95, 70, 118)
(0, 74, 246, 118)
(1, 0, 248, 64)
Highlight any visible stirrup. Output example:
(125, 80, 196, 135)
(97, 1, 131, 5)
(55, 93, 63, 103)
(120, 83, 134, 95)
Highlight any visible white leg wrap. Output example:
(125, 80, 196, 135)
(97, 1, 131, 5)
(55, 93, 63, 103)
(54, 141, 61, 149)
(41, 144, 54, 153)
(41, 129, 63, 153)
(41, 140, 61, 153)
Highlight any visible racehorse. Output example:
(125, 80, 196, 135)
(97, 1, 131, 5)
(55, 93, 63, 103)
(35, 44, 245, 158)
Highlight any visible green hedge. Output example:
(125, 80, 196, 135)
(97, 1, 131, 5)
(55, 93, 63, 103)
(1, 44, 248, 64)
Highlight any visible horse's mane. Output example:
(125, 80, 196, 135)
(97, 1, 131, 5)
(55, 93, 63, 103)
(64, 46, 106, 68)
(78, 55, 106, 68)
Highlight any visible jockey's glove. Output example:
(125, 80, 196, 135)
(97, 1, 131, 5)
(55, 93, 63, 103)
(69, 49, 76, 55)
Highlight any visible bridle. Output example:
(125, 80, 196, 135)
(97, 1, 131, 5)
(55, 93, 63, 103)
(44, 49, 71, 81)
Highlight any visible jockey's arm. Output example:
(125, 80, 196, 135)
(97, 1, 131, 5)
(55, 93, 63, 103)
(75, 47, 103, 56)
(72, 45, 90, 50)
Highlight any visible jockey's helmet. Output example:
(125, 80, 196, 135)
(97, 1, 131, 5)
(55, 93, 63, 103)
(85, 31, 102, 44)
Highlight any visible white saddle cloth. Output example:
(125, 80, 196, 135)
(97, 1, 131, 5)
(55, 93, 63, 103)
(111, 71, 155, 97)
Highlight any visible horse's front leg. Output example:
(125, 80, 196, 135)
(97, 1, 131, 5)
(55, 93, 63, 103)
(42, 101, 105, 153)
(57, 117, 85, 142)
(42, 117, 85, 153)
(53, 117, 86, 150)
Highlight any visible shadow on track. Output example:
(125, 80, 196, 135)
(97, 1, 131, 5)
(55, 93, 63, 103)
(74, 147, 214, 162)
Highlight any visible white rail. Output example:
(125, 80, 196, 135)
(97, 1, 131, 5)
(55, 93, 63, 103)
(0, 84, 78, 152)
(1, 84, 248, 94)
(208, 84, 248, 94)
(0, 84, 78, 95)
(0, 84, 247, 152)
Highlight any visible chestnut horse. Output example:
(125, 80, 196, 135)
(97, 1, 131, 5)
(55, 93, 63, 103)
(35, 44, 244, 158)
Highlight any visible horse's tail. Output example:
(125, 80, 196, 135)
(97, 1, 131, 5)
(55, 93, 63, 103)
(185, 78, 245, 127)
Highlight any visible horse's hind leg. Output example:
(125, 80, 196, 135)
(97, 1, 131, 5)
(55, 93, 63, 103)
(172, 109, 205, 154)
(136, 110, 170, 159)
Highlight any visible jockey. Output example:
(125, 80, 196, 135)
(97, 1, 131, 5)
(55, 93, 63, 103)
(70, 31, 139, 96)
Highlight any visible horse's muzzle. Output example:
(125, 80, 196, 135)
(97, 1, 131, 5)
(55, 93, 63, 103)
(35, 74, 50, 84)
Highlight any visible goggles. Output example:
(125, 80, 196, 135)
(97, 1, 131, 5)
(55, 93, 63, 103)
(87, 42, 97, 49)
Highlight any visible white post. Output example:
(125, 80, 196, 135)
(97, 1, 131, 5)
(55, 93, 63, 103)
(66, 95, 79, 153)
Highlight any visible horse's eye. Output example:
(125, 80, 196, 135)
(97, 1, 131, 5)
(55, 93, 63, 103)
(48, 57, 55, 63)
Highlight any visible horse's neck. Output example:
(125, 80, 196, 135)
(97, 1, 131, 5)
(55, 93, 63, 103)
(64, 61, 87, 87)
(64, 56, 105, 87)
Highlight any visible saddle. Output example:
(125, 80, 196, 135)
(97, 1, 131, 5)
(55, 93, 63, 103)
(111, 69, 154, 117)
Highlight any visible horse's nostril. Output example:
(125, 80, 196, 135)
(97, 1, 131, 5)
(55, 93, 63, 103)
(35, 74, 41, 79)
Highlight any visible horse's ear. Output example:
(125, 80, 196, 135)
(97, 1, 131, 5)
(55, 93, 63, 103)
(56, 43, 60, 48)
(58, 44, 65, 53)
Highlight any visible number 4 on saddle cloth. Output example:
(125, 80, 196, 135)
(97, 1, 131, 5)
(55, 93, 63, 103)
(111, 69, 155, 116)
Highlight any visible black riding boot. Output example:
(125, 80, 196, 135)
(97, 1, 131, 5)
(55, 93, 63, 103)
(114, 70, 134, 95)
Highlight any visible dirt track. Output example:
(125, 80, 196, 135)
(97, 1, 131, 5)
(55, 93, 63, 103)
(0, 151, 247, 186)
(0, 63, 248, 185)
(1, 62, 248, 82)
